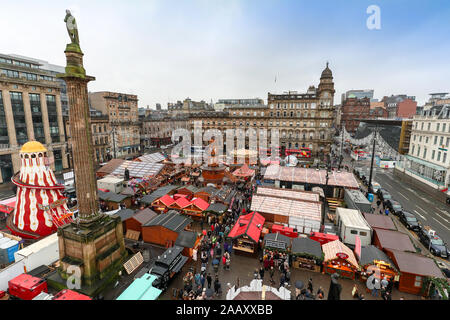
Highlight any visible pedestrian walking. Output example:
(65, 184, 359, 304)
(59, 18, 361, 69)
(200, 274, 205, 288)
(207, 273, 212, 289)
(308, 277, 313, 293)
(351, 284, 359, 299)
(279, 273, 286, 289)
(214, 277, 221, 295)
(384, 208, 389, 216)
(259, 267, 265, 281)
(254, 268, 259, 279)
(269, 266, 275, 284)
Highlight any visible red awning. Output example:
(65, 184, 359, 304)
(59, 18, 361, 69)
(228, 211, 265, 243)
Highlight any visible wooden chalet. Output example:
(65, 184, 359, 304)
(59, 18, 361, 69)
(182, 198, 210, 219)
(142, 210, 193, 247)
(125, 208, 158, 237)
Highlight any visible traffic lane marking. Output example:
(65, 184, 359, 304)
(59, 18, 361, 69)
(414, 210, 427, 220)
(432, 217, 450, 231)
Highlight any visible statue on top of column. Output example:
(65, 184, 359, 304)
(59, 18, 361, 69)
(64, 10, 80, 45)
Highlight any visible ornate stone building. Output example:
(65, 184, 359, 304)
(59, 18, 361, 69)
(89, 91, 140, 158)
(184, 64, 336, 162)
(0, 53, 68, 182)
(141, 112, 190, 149)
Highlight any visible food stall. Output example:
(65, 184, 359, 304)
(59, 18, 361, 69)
(263, 233, 291, 254)
(227, 211, 265, 256)
(291, 237, 323, 272)
(358, 245, 399, 282)
(322, 240, 359, 280)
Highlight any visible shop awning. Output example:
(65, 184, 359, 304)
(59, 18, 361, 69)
(406, 155, 447, 171)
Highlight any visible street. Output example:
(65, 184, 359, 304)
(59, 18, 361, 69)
(372, 168, 450, 246)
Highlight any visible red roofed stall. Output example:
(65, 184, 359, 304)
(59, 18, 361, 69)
(227, 211, 265, 256)
(182, 198, 210, 219)
(152, 194, 175, 213)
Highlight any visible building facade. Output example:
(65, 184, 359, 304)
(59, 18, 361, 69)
(401, 105, 450, 191)
(341, 89, 374, 103)
(341, 97, 370, 133)
(89, 91, 140, 158)
(382, 95, 416, 118)
(0, 53, 68, 183)
(168, 98, 214, 115)
(141, 113, 190, 149)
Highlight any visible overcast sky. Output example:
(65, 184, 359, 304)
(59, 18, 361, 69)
(1, 0, 449, 108)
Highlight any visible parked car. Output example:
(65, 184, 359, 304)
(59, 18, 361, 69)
(371, 181, 381, 194)
(377, 189, 392, 204)
(398, 211, 420, 231)
(385, 199, 403, 215)
(417, 227, 449, 259)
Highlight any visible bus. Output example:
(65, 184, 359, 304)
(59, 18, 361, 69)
(259, 147, 312, 159)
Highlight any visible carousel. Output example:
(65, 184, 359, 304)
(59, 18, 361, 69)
(7, 141, 73, 239)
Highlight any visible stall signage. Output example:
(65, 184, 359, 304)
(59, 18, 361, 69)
(336, 252, 348, 260)
(38, 198, 67, 211)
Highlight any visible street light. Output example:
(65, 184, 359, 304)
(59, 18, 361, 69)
(367, 124, 379, 194)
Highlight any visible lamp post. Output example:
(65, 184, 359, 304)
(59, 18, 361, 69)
(367, 124, 378, 194)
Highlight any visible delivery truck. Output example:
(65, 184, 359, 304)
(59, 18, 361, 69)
(335, 207, 372, 248)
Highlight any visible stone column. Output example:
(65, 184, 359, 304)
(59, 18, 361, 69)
(2, 90, 18, 148)
(40, 92, 52, 145)
(22, 92, 35, 141)
(63, 76, 99, 221)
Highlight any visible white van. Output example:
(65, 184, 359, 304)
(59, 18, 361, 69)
(335, 207, 372, 248)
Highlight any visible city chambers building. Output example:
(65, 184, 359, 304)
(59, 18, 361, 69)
(0, 53, 68, 183)
(185, 64, 336, 164)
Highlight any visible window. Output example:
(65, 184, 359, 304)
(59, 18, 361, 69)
(443, 153, 447, 163)
(437, 123, 440, 131)
(423, 148, 427, 158)
(443, 123, 446, 132)
(440, 136, 444, 145)
(350, 230, 358, 235)
(437, 151, 441, 161)
(414, 276, 422, 287)
(432, 150, 435, 160)
(434, 136, 438, 144)
(428, 123, 431, 130)
(359, 231, 367, 236)
(421, 122, 424, 130)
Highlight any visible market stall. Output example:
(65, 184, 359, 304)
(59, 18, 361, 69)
(182, 197, 209, 220)
(142, 210, 193, 247)
(125, 208, 158, 237)
(263, 233, 291, 255)
(98, 191, 131, 210)
(291, 237, 323, 272)
(322, 240, 359, 279)
(389, 249, 445, 295)
(358, 245, 399, 282)
(227, 211, 265, 256)
(175, 230, 202, 261)
(194, 186, 218, 203)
